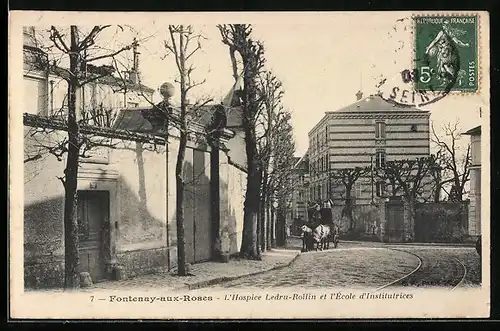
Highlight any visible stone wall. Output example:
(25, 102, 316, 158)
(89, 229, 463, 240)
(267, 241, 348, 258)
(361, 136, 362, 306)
(24, 127, 246, 288)
(327, 200, 470, 243)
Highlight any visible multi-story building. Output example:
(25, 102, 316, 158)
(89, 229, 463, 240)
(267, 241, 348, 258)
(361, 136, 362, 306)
(22, 26, 247, 288)
(289, 152, 310, 232)
(463, 125, 481, 238)
(23, 26, 154, 120)
(308, 92, 431, 205)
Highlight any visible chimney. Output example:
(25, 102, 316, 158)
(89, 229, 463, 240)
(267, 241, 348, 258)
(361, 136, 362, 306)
(129, 38, 140, 84)
(356, 90, 363, 101)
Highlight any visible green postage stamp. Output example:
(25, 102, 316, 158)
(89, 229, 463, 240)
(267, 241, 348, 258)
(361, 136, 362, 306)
(414, 14, 479, 93)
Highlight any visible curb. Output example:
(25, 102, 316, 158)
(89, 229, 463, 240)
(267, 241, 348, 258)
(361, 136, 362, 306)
(383, 242, 475, 248)
(340, 240, 475, 248)
(186, 251, 302, 290)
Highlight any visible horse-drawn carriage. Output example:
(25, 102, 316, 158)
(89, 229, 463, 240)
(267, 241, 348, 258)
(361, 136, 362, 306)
(301, 199, 340, 252)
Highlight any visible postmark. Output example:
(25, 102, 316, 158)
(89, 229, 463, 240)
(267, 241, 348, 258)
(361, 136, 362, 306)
(413, 14, 479, 93)
(378, 13, 480, 108)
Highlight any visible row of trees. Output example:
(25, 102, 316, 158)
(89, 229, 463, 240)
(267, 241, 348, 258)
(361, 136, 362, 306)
(324, 123, 471, 240)
(218, 24, 296, 259)
(23, 24, 296, 285)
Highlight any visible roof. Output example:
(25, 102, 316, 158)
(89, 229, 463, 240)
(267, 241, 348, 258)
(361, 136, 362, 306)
(93, 74, 155, 94)
(462, 125, 481, 136)
(23, 46, 155, 94)
(113, 107, 159, 134)
(328, 94, 429, 114)
(112, 103, 243, 134)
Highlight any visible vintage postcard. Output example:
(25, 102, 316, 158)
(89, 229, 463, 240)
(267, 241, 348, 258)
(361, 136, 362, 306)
(8, 11, 490, 319)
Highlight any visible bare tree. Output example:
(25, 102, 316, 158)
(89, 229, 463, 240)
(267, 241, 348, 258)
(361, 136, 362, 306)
(329, 167, 371, 231)
(267, 113, 296, 247)
(375, 156, 437, 241)
(158, 25, 213, 276)
(431, 121, 471, 201)
(23, 25, 150, 288)
(255, 71, 286, 251)
(218, 24, 266, 259)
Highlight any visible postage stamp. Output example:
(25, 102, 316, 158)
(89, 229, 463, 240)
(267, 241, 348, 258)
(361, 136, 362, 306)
(8, 11, 490, 320)
(413, 14, 479, 93)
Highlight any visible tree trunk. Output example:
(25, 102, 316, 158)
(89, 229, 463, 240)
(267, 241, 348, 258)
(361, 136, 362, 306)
(239, 92, 261, 259)
(175, 133, 188, 275)
(259, 173, 268, 252)
(276, 207, 286, 247)
(271, 205, 276, 248)
(176, 28, 188, 275)
(265, 193, 272, 250)
(240, 159, 261, 259)
(63, 26, 81, 289)
(256, 201, 261, 253)
(343, 184, 354, 231)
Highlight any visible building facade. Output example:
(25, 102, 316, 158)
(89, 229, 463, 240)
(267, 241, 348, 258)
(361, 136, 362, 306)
(23, 26, 155, 120)
(289, 153, 310, 233)
(22, 27, 247, 288)
(463, 125, 481, 237)
(308, 92, 432, 206)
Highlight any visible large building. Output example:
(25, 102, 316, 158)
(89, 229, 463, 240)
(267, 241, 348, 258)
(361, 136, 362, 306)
(463, 125, 481, 238)
(289, 152, 310, 232)
(22, 26, 247, 288)
(308, 92, 431, 205)
(23, 26, 155, 120)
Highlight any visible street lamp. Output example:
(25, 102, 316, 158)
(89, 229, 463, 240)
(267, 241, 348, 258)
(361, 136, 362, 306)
(370, 154, 375, 205)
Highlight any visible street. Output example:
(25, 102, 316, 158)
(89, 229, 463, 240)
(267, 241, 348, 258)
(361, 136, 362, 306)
(203, 237, 481, 290)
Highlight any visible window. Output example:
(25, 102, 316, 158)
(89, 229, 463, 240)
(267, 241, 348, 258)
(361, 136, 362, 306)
(375, 150, 386, 168)
(375, 121, 386, 139)
(24, 77, 48, 116)
(355, 182, 363, 199)
(127, 102, 139, 108)
(376, 182, 386, 197)
(410, 124, 418, 132)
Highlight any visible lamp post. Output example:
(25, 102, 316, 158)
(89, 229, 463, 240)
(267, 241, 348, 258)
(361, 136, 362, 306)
(370, 154, 375, 205)
(271, 199, 278, 248)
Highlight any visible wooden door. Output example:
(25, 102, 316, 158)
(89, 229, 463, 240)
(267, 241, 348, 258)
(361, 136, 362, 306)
(77, 190, 109, 282)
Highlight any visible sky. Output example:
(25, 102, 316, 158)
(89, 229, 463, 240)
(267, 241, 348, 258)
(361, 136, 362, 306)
(28, 12, 487, 156)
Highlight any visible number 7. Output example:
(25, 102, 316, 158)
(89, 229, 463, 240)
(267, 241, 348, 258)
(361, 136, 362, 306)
(90, 295, 94, 302)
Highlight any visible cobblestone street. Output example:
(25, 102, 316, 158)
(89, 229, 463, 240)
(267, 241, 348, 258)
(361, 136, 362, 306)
(201, 238, 481, 290)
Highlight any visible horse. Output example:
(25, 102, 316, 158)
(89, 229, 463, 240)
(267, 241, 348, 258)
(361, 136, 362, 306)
(312, 224, 331, 251)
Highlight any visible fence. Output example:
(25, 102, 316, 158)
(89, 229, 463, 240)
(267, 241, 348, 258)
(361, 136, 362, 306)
(326, 200, 470, 243)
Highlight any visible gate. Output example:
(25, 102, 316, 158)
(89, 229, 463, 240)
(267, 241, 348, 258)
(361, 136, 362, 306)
(183, 148, 212, 264)
(385, 200, 404, 242)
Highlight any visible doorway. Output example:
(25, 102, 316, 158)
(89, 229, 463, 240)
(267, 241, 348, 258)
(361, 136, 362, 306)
(77, 190, 110, 282)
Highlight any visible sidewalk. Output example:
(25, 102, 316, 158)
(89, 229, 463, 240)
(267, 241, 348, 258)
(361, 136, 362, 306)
(86, 248, 301, 292)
